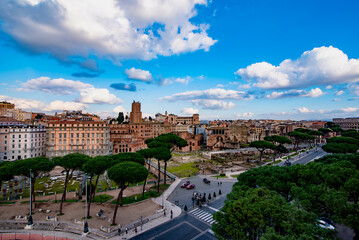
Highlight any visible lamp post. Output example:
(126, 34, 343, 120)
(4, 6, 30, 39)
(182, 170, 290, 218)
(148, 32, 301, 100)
(83, 175, 89, 234)
(25, 169, 33, 229)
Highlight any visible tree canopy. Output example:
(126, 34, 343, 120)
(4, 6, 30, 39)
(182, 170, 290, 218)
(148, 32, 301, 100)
(249, 140, 276, 164)
(213, 187, 329, 240)
(117, 112, 124, 123)
(264, 135, 292, 145)
(108, 152, 145, 168)
(108, 161, 148, 225)
(342, 130, 359, 140)
(322, 137, 359, 153)
(213, 154, 359, 239)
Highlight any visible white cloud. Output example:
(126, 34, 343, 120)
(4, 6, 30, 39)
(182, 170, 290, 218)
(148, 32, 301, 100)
(216, 84, 224, 88)
(342, 107, 358, 113)
(335, 90, 345, 96)
(158, 78, 173, 86)
(18, 76, 92, 94)
(191, 99, 235, 110)
(0, 95, 87, 112)
(0, 95, 45, 110)
(306, 88, 324, 98)
(0, 0, 216, 66)
(295, 107, 315, 113)
(348, 83, 359, 96)
(333, 98, 341, 102)
(235, 46, 359, 89)
(113, 105, 127, 113)
(174, 77, 191, 85)
(160, 88, 253, 101)
(238, 83, 251, 89)
(229, 81, 239, 85)
(181, 107, 199, 115)
(125, 68, 153, 82)
(44, 101, 88, 111)
(77, 88, 122, 104)
(236, 112, 254, 118)
(326, 85, 333, 89)
(266, 88, 324, 99)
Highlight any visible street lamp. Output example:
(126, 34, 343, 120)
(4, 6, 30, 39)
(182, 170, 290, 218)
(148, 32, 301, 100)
(83, 175, 89, 235)
(25, 169, 33, 229)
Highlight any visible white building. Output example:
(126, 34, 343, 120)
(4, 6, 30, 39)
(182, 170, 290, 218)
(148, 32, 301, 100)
(0, 125, 46, 161)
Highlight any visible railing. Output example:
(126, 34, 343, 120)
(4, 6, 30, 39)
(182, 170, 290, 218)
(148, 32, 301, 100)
(148, 160, 177, 180)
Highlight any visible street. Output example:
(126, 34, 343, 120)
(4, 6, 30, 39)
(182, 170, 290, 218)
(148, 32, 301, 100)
(131, 177, 236, 240)
(276, 147, 328, 166)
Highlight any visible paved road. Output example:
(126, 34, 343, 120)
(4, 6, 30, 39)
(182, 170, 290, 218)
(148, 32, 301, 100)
(276, 147, 328, 166)
(132, 177, 235, 240)
(130, 212, 217, 240)
(167, 177, 235, 210)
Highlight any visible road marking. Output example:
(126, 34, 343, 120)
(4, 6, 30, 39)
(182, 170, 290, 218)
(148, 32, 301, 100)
(207, 206, 219, 212)
(189, 208, 217, 225)
(148, 221, 201, 240)
(190, 229, 217, 240)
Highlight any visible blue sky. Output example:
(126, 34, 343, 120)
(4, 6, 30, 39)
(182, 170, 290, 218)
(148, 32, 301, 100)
(0, 0, 358, 120)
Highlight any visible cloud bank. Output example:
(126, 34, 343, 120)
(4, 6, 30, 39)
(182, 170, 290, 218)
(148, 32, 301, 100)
(0, 0, 216, 67)
(236, 46, 359, 89)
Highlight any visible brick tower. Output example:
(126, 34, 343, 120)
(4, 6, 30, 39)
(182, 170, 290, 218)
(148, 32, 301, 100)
(130, 101, 142, 123)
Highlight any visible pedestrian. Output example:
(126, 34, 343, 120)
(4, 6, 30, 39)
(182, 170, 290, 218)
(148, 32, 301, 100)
(135, 227, 137, 234)
(118, 228, 121, 236)
(217, 182, 219, 186)
(125, 227, 128, 234)
(164, 210, 166, 217)
(170, 210, 173, 219)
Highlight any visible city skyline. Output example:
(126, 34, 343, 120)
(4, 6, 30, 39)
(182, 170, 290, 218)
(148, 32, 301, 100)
(1, 0, 359, 120)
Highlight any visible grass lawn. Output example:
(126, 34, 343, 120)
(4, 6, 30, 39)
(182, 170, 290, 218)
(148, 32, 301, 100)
(167, 162, 199, 178)
(20, 200, 49, 204)
(0, 201, 16, 205)
(289, 153, 299, 157)
(212, 175, 228, 178)
(231, 174, 239, 178)
(92, 194, 113, 203)
(150, 184, 170, 192)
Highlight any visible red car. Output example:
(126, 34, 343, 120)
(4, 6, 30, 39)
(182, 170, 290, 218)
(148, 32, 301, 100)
(186, 184, 196, 189)
(181, 181, 190, 188)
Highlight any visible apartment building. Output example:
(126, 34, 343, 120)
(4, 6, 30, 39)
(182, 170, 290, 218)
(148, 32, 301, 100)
(46, 120, 111, 157)
(0, 125, 46, 161)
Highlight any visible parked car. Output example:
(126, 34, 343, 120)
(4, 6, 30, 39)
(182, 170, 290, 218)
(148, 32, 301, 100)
(318, 220, 335, 230)
(319, 217, 334, 226)
(203, 178, 210, 184)
(181, 181, 190, 188)
(284, 160, 291, 166)
(186, 184, 196, 189)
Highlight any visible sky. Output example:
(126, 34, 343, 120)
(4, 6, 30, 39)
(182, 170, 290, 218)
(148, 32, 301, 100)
(0, 0, 359, 120)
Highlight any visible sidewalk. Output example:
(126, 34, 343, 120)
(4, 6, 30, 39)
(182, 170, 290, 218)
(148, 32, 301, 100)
(117, 178, 182, 239)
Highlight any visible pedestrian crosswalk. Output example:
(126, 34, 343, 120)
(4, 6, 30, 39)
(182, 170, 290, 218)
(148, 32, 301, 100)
(189, 208, 216, 225)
